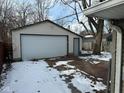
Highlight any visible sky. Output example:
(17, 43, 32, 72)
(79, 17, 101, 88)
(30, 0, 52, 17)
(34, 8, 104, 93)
(15, 0, 109, 34)
(48, 0, 88, 34)
(13, 0, 89, 34)
(49, 1, 77, 21)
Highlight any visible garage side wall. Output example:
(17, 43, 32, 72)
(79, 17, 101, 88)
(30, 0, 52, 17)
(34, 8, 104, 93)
(12, 22, 82, 60)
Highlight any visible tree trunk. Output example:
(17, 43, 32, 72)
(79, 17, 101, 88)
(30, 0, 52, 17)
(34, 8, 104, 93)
(93, 19, 104, 54)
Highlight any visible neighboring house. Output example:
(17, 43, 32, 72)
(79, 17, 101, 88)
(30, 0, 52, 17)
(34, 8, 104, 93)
(12, 20, 83, 61)
(84, 0, 124, 93)
(82, 34, 112, 51)
(82, 35, 94, 50)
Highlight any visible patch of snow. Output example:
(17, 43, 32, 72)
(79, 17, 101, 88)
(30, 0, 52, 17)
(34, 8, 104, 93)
(93, 61, 100, 64)
(101, 52, 112, 59)
(85, 35, 94, 38)
(60, 70, 76, 75)
(64, 65, 75, 69)
(0, 61, 71, 93)
(54, 60, 75, 70)
(54, 60, 73, 67)
(61, 75, 66, 81)
(79, 52, 112, 61)
(97, 78, 103, 81)
(81, 50, 92, 54)
(71, 73, 106, 93)
(2, 64, 7, 70)
(77, 69, 89, 75)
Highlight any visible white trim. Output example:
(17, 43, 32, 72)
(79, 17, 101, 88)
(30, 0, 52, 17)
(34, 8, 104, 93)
(123, 66, 124, 80)
(84, 0, 124, 16)
(115, 29, 122, 93)
(111, 25, 122, 93)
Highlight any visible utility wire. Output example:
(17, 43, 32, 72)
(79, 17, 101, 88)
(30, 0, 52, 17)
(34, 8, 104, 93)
(53, 12, 83, 21)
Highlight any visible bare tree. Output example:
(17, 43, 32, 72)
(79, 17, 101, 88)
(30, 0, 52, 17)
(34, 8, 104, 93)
(0, 0, 16, 41)
(61, 0, 90, 32)
(83, 0, 104, 54)
(15, 0, 33, 27)
(33, 0, 58, 22)
(61, 0, 104, 54)
(0, 0, 17, 63)
(56, 19, 68, 27)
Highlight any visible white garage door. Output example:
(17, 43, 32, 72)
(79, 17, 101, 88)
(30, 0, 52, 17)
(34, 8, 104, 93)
(21, 35, 68, 60)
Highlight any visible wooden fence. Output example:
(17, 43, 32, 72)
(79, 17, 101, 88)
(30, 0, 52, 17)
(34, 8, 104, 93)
(0, 41, 4, 73)
(0, 24, 13, 73)
(82, 38, 112, 52)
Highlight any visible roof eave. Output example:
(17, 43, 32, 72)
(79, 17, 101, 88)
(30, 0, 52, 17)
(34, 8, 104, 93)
(11, 20, 83, 38)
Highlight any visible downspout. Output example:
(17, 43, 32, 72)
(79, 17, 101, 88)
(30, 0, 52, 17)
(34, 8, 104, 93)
(109, 23, 122, 93)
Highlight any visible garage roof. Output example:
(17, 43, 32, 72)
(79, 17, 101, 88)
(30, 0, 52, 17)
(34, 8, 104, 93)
(12, 20, 83, 38)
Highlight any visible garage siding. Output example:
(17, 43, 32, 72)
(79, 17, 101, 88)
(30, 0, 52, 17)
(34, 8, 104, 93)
(12, 22, 82, 60)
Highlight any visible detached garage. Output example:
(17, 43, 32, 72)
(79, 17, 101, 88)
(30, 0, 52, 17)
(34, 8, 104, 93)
(12, 20, 83, 61)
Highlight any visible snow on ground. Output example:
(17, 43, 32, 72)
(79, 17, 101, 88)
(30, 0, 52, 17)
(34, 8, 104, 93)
(60, 70, 76, 75)
(72, 73, 106, 93)
(93, 61, 100, 64)
(80, 51, 112, 62)
(54, 60, 75, 69)
(53, 60, 106, 93)
(0, 60, 107, 93)
(53, 60, 76, 75)
(0, 61, 71, 93)
(81, 50, 93, 54)
(54, 60, 73, 67)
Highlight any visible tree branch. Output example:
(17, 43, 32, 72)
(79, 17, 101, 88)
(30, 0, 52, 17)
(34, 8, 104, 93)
(82, 0, 87, 9)
(88, 18, 95, 36)
(88, 17, 98, 30)
(74, 1, 89, 33)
